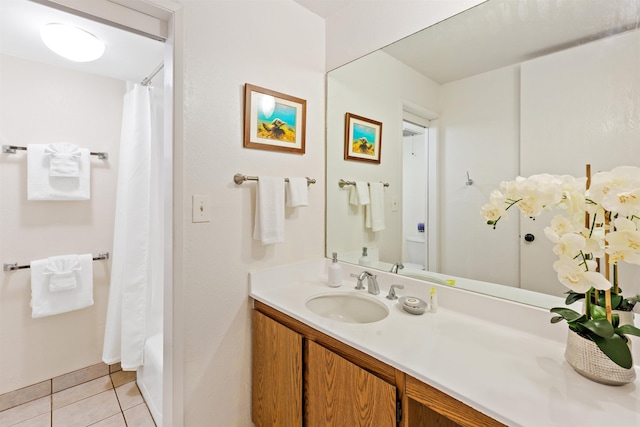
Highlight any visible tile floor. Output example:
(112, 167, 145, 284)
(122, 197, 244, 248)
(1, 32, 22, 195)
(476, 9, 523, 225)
(0, 370, 155, 427)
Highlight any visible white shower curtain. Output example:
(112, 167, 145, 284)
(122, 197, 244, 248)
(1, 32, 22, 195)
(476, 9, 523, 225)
(103, 83, 163, 370)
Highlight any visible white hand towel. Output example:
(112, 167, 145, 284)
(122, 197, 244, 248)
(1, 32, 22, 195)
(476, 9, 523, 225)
(355, 181, 370, 206)
(27, 144, 91, 200)
(253, 176, 285, 245)
(30, 254, 94, 318)
(286, 177, 309, 207)
(349, 186, 359, 206)
(45, 143, 82, 177)
(43, 255, 81, 292)
(367, 182, 386, 232)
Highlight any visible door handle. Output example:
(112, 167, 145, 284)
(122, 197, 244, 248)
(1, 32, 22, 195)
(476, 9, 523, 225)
(524, 233, 535, 242)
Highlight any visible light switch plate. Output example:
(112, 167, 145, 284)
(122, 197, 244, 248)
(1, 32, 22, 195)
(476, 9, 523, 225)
(391, 196, 399, 212)
(192, 195, 211, 222)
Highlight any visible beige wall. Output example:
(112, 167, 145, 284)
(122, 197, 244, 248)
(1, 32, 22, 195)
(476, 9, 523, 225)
(0, 54, 125, 394)
(175, 1, 487, 423)
(178, 1, 325, 424)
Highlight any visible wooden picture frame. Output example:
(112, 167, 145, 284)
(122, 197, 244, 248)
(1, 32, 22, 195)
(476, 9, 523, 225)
(243, 84, 306, 154)
(344, 112, 382, 164)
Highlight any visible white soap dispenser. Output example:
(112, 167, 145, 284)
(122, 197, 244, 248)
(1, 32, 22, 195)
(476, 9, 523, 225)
(358, 247, 371, 267)
(328, 252, 342, 287)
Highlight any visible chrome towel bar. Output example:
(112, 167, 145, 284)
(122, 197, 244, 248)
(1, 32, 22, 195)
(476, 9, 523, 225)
(338, 179, 389, 188)
(3, 252, 110, 272)
(3, 145, 109, 160)
(234, 173, 316, 186)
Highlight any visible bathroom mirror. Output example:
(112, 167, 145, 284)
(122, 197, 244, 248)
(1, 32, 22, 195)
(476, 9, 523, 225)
(326, 0, 640, 307)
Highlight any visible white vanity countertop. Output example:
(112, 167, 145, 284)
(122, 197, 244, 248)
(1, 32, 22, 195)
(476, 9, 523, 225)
(249, 259, 640, 427)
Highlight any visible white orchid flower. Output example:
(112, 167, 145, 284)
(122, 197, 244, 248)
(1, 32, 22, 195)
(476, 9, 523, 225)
(605, 217, 640, 264)
(546, 214, 577, 238)
(583, 227, 605, 258)
(509, 174, 564, 217)
(588, 166, 640, 215)
(553, 256, 611, 293)
(602, 189, 640, 218)
(481, 203, 503, 223)
(557, 175, 587, 217)
(552, 233, 586, 257)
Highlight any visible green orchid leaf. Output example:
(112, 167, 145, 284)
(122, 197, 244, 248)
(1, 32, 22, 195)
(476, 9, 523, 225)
(611, 313, 620, 328)
(597, 293, 624, 310)
(591, 334, 633, 369)
(616, 324, 640, 338)
(590, 304, 607, 320)
(565, 291, 584, 305)
(550, 316, 565, 324)
(618, 301, 635, 311)
(550, 307, 583, 323)
(581, 318, 615, 338)
(611, 294, 624, 310)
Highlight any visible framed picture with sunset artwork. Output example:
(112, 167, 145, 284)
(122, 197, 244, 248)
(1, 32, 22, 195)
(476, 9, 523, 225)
(344, 112, 382, 164)
(243, 84, 306, 154)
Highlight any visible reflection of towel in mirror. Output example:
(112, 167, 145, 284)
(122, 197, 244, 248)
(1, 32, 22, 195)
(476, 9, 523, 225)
(30, 254, 94, 318)
(44, 255, 82, 292)
(45, 143, 82, 177)
(366, 182, 385, 232)
(286, 177, 309, 207)
(253, 176, 285, 245)
(349, 181, 370, 206)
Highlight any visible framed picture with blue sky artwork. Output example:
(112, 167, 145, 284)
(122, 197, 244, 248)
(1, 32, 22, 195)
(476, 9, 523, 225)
(344, 112, 382, 164)
(243, 83, 306, 154)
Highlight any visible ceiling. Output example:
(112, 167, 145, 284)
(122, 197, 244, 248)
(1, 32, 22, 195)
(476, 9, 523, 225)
(295, 0, 640, 85)
(294, 0, 355, 18)
(4, 0, 638, 87)
(381, 0, 640, 84)
(0, 0, 164, 84)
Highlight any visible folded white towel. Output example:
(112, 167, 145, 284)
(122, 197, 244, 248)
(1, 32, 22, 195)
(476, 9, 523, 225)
(367, 182, 386, 232)
(253, 176, 285, 245)
(28, 144, 91, 200)
(45, 143, 82, 177)
(30, 253, 94, 318)
(44, 255, 81, 292)
(286, 177, 309, 207)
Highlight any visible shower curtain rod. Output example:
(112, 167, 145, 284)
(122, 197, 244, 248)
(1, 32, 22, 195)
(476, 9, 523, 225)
(141, 63, 164, 86)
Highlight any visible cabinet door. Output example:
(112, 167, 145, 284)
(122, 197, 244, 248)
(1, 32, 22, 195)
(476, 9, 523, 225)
(305, 340, 397, 427)
(252, 310, 303, 427)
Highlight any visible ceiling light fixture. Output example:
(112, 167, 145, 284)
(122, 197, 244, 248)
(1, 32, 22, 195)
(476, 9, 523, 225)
(40, 23, 105, 62)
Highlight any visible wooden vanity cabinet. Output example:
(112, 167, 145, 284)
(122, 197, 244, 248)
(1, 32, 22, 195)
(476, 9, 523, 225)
(404, 375, 505, 427)
(305, 340, 397, 426)
(252, 310, 303, 426)
(252, 301, 505, 427)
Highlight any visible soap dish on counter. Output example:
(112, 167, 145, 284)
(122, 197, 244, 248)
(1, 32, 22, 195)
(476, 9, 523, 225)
(399, 296, 428, 315)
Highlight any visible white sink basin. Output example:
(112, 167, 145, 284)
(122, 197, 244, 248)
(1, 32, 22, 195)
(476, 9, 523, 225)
(305, 293, 389, 323)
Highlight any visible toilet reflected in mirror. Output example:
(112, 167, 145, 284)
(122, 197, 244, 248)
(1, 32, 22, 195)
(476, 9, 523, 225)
(404, 236, 426, 271)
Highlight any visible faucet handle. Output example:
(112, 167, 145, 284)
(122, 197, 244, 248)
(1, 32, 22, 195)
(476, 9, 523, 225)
(350, 273, 366, 290)
(386, 284, 404, 300)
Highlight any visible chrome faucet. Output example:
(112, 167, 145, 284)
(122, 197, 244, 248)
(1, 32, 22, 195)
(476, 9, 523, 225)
(356, 271, 380, 295)
(390, 263, 404, 274)
(386, 284, 404, 300)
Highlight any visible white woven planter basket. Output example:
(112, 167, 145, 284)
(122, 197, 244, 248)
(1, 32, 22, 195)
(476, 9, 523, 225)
(565, 329, 636, 386)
